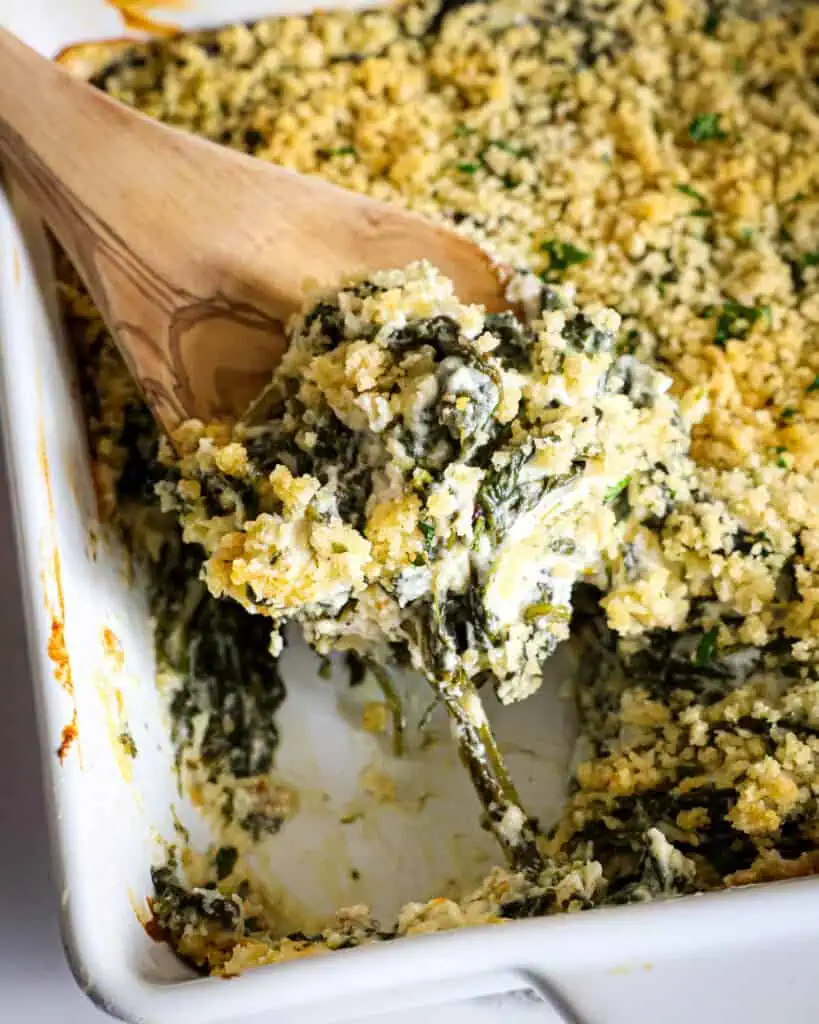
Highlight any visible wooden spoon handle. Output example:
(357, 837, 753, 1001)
(0, 29, 508, 431)
(0, 30, 136, 303)
(0, 29, 329, 323)
(0, 29, 292, 428)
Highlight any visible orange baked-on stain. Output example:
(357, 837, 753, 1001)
(104, 0, 186, 36)
(38, 427, 64, 620)
(102, 627, 125, 670)
(48, 619, 74, 695)
(38, 428, 56, 527)
(40, 428, 74, 696)
(57, 711, 79, 764)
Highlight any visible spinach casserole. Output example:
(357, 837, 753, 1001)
(60, 0, 819, 975)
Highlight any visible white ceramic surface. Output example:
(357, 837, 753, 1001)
(1, 3, 819, 1023)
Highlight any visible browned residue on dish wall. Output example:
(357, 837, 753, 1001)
(47, 619, 73, 695)
(104, 0, 187, 36)
(57, 710, 79, 764)
(102, 626, 125, 670)
(39, 422, 81, 766)
(12, 248, 20, 286)
(39, 429, 73, 697)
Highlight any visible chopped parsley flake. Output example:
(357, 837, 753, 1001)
(712, 301, 763, 347)
(674, 183, 711, 216)
(483, 139, 521, 155)
(540, 239, 590, 278)
(770, 445, 789, 468)
(807, 375, 819, 393)
(688, 112, 727, 142)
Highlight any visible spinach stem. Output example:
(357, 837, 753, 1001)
(366, 660, 407, 757)
(436, 673, 543, 872)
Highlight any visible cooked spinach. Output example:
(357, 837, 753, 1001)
(151, 865, 241, 935)
(214, 845, 239, 880)
(152, 539, 286, 803)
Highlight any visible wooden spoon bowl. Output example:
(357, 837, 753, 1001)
(0, 28, 507, 434)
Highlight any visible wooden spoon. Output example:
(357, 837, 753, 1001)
(0, 28, 507, 434)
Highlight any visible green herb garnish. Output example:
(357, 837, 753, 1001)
(688, 112, 727, 142)
(712, 301, 763, 346)
(770, 445, 789, 468)
(485, 139, 519, 155)
(675, 184, 707, 203)
(456, 162, 480, 174)
(780, 407, 796, 422)
(807, 375, 819, 393)
(540, 239, 590, 278)
(801, 252, 819, 268)
(675, 183, 712, 217)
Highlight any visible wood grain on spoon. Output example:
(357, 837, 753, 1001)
(0, 28, 507, 433)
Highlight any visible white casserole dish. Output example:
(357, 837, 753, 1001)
(2, 2, 819, 1021)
